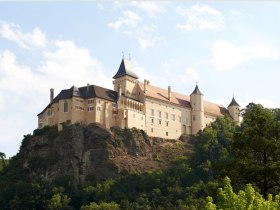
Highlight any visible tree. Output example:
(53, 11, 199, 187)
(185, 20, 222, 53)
(0, 152, 6, 167)
(232, 103, 280, 197)
(190, 116, 236, 182)
(46, 193, 71, 210)
(205, 177, 280, 210)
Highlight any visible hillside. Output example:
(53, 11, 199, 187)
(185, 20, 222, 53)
(18, 123, 190, 188)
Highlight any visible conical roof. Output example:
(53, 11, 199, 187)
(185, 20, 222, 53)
(228, 97, 240, 107)
(113, 59, 139, 79)
(191, 84, 203, 95)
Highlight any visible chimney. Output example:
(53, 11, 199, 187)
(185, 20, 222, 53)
(144, 79, 149, 93)
(87, 83, 90, 93)
(50, 88, 54, 103)
(168, 86, 171, 101)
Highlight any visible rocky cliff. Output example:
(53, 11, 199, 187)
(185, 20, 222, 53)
(19, 123, 189, 188)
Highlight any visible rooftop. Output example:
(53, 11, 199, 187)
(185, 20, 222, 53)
(113, 59, 139, 79)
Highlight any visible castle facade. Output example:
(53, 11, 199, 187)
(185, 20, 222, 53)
(38, 58, 240, 138)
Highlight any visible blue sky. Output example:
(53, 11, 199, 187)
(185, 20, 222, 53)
(1, 2, 280, 157)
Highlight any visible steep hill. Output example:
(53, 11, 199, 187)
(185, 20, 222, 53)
(18, 123, 190, 188)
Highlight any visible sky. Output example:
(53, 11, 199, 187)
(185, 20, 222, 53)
(1, 1, 280, 158)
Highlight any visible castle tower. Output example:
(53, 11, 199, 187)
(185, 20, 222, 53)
(190, 84, 205, 135)
(112, 58, 139, 100)
(228, 96, 240, 125)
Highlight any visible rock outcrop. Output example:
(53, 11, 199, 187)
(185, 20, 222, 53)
(19, 123, 188, 188)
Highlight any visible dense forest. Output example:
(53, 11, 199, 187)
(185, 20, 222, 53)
(1, 103, 280, 209)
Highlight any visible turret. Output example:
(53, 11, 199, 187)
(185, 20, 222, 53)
(228, 96, 240, 125)
(190, 84, 205, 135)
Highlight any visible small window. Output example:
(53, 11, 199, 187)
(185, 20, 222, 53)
(166, 122, 169, 127)
(88, 106, 94, 112)
(159, 120, 162, 125)
(64, 100, 68, 112)
(97, 107, 101, 111)
(88, 99, 94, 104)
(158, 111, 161, 117)
(166, 132, 168, 136)
(151, 118, 154, 123)
(193, 116, 196, 121)
(151, 128, 153, 132)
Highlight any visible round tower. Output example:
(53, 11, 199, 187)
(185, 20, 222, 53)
(190, 84, 205, 135)
(227, 96, 240, 125)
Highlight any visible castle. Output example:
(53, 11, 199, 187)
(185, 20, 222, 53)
(38, 58, 240, 139)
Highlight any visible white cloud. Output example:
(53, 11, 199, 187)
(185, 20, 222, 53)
(210, 40, 280, 71)
(108, 9, 164, 50)
(173, 67, 199, 84)
(131, 1, 165, 18)
(108, 10, 142, 30)
(176, 4, 224, 31)
(0, 21, 47, 49)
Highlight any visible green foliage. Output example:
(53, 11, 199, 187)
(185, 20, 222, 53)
(81, 201, 119, 210)
(33, 125, 59, 139)
(190, 116, 236, 182)
(46, 187, 71, 210)
(206, 177, 280, 210)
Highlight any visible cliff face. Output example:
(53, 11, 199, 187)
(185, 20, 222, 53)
(19, 123, 188, 188)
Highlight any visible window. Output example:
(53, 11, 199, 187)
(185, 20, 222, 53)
(75, 106, 84, 111)
(158, 111, 161, 117)
(88, 99, 94, 104)
(151, 128, 153, 132)
(151, 109, 154, 116)
(159, 120, 162, 125)
(151, 118, 154, 123)
(193, 116, 196, 121)
(172, 114, 175, 121)
(165, 112, 168, 119)
(166, 132, 168, 136)
(112, 103, 117, 108)
(64, 100, 68, 112)
(97, 107, 101, 111)
(88, 106, 94, 111)
(166, 121, 169, 127)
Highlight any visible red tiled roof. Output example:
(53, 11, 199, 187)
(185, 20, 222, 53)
(138, 82, 228, 116)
